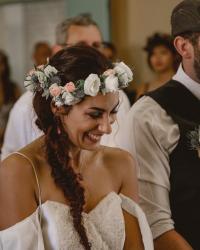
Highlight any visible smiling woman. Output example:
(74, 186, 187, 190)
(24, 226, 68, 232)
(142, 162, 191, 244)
(0, 45, 153, 250)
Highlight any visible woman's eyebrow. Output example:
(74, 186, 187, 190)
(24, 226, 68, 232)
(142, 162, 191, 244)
(89, 101, 120, 112)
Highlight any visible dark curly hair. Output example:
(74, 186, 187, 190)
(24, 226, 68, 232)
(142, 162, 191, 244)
(33, 45, 112, 249)
(144, 32, 180, 71)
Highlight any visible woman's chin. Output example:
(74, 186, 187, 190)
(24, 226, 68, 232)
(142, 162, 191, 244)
(81, 134, 101, 150)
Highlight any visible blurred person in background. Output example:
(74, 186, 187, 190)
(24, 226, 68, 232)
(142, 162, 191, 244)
(1, 14, 130, 160)
(32, 41, 52, 66)
(0, 50, 21, 153)
(101, 41, 117, 61)
(136, 33, 180, 99)
(52, 13, 103, 55)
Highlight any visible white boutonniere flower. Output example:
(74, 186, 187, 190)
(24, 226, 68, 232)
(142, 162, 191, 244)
(188, 126, 200, 158)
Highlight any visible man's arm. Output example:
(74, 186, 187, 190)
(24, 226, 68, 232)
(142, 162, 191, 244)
(154, 230, 193, 250)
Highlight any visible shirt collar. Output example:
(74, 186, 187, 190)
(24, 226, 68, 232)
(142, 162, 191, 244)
(172, 64, 200, 100)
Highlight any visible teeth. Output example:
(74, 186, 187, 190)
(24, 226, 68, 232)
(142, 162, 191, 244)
(88, 133, 101, 141)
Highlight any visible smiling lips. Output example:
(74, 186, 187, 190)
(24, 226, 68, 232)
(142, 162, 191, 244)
(86, 132, 102, 143)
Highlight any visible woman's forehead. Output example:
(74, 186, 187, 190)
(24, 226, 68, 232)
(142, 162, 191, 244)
(78, 92, 119, 109)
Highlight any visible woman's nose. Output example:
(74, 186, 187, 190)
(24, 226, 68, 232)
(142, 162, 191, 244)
(98, 116, 112, 134)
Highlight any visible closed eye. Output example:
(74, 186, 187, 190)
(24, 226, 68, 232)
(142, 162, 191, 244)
(111, 108, 118, 114)
(87, 111, 103, 119)
(87, 101, 119, 119)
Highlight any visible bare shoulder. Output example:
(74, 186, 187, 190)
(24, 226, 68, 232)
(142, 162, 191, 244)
(101, 146, 136, 170)
(0, 153, 38, 230)
(100, 146, 138, 201)
(0, 153, 36, 184)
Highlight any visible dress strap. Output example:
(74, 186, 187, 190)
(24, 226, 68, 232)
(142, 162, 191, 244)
(11, 152, 42, 210)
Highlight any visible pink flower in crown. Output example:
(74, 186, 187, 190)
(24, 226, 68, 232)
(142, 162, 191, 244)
(64, 82, 76, 93)
(103, 69, 115, 76)
(49, 84, 61, 97)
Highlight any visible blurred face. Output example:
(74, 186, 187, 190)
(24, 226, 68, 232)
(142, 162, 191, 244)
(102, 47, 114, 60)
(66, 24, 102, 50)
(150, 45, 174, 73)
(61, 92, 119, 150)
(34, 44, 52, 66)
(0, 56, 6, 75)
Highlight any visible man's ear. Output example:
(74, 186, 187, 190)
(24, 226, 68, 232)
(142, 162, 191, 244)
(174, 36, 193, 59)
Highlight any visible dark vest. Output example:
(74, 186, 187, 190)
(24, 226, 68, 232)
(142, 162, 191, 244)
(146, 80, 200, 249)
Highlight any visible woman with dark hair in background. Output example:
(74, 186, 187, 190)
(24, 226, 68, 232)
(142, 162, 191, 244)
(136, 33, 180, 99)
(0, 50, 20, 151)
(0, 46, 153, 249)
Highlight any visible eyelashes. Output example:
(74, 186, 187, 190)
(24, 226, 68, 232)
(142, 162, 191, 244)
(87, 109, 118, 119)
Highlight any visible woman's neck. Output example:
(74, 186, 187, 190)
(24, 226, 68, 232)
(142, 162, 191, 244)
(69, 146, 84, 171)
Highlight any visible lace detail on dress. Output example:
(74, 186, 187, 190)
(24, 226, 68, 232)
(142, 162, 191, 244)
(41, 193, 125, 250)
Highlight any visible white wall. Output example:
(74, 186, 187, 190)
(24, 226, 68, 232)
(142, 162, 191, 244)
(0, 0, 66, 89)
(111, 0, 181, 85)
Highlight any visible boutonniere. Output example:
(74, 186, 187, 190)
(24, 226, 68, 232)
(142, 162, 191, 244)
(188, 126, 200, 158)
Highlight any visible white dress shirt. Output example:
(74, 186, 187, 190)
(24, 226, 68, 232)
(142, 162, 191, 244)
(117, 64, 200, 239)
(1, 90, 130, 160)
(1, 91, 43, 160)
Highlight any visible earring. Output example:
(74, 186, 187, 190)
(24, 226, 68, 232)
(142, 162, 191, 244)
(57, 126, 61, 135)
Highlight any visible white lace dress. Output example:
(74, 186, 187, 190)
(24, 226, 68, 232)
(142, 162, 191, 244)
(0, 153, 153, 250)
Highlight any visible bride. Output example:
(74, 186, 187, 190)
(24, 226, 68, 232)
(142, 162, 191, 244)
(0, 45, 153, 249)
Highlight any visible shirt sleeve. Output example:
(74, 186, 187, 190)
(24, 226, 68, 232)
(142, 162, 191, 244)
(118, 96, 180, 239)
(1, 92, 42, 160)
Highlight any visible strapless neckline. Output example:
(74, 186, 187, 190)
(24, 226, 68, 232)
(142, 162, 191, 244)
(0, 191, 154, 250)
(41, 191, 118, 215)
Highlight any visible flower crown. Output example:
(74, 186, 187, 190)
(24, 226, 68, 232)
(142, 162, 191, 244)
(24, 61, 133, 107)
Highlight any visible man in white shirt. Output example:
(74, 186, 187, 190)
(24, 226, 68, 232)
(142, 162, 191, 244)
(1, 14, 130, 160)
(118, 1, 200, 249)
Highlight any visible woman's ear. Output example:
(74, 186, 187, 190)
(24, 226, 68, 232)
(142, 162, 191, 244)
(174, 36, 193, 59)
(50, 102, 67, 116)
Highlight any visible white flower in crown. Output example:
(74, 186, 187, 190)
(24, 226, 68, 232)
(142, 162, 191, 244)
(114, 62, 133, 86)
(84, 73, 101, 96)
(35, 71, 47, 84)
(62, 91, 76, 105)
(44, 65, 58, 77)
(104, 75, 119, 93)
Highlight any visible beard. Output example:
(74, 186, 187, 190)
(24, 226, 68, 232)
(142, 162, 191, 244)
(193, 46, 200, 82)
